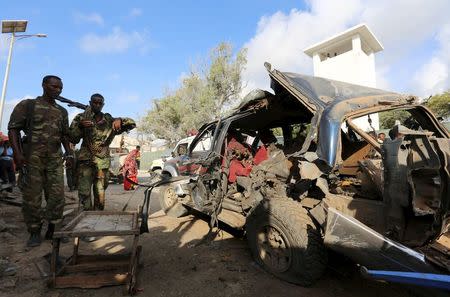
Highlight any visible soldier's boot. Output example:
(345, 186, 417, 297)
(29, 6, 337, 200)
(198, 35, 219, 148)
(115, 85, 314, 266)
(45, 223, 55, 240)
(27, 232, 42, 247)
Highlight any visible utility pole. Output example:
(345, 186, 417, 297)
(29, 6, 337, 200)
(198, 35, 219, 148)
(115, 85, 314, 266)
(0, 31, 16, 130)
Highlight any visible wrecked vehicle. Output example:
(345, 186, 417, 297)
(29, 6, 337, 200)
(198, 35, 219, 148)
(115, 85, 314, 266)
(150, 135, 196, 174)
(159, 62, 450, 286)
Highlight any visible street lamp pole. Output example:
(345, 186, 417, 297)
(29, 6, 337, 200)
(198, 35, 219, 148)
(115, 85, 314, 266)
(0, 32, 16, 130)
(0, 20, 46, 131)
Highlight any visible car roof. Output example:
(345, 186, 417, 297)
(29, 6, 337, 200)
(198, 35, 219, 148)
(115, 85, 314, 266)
(266, 64, 416, 167)
(279, 72, 403, 108)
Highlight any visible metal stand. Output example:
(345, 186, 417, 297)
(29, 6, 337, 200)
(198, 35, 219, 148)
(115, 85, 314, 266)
(50, 210, 141, 295)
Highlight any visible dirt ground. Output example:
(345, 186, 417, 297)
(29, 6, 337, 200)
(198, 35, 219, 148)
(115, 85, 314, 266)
(0, 183, 434, 297)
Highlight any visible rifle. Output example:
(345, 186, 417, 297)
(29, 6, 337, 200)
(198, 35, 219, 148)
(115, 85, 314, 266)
(56, 96, 88, 110)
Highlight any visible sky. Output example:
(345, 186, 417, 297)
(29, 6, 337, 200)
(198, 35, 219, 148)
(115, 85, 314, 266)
(1, 0, 449, 133)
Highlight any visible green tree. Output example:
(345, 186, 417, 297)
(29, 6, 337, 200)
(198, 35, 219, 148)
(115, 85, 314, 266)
(425, 91, 450, 118)
(140, 42, 247, 143)
(379, 109, 410, 129)
(207, 42, 247, 116)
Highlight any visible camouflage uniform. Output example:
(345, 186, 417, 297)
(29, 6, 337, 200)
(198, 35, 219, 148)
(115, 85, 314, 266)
(69, 110, 135, 210)
(8, 97, 68, 233)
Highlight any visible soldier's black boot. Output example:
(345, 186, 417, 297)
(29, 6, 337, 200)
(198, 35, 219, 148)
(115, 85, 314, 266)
(27, 232, 42, 247)
(45, 223, 55, 240)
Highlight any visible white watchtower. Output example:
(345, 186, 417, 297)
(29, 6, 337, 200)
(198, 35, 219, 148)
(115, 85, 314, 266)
(304, 23, 383, 88)
(304, 23, 384, 130)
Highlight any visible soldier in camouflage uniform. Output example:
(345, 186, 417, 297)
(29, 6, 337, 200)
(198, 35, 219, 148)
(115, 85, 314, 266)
(8, 75, 73, 247)
(69, 93, 135, 211)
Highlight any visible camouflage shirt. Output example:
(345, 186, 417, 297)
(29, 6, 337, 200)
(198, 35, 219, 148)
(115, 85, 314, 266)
(69, 110, 135, 169)
(8, 97, 69, 158)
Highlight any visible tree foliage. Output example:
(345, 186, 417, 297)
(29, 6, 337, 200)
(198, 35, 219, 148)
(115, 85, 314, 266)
(379, 90, 450, 129)
(140, 42, 247, 143)
(425, 91, 450, 118)
(379, 109, 411, 129)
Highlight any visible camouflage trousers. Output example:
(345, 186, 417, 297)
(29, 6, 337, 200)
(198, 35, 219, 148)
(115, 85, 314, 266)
(78, 162, 109, 211)
(21, 155, 64, 233)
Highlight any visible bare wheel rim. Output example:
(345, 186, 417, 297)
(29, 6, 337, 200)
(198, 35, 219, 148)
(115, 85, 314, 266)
(256, 224, 292, 273)
(163, 187, 178, 209)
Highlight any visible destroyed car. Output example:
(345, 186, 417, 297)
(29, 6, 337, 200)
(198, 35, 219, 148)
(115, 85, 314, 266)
(159, 63, 450, 286)
(150, 136, 196, 174)
(157, 133, 212, 216)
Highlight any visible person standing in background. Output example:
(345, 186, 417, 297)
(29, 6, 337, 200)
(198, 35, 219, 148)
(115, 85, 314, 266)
(123, 148, 139, 191)
(69, 93, 135, 211)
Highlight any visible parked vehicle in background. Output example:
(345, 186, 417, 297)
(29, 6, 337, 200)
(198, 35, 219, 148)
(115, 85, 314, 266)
(156, 133, 212, 217)
(109, 147, 129, 184)
(149, 136, 196, 174)
(158, 63, 450, 286)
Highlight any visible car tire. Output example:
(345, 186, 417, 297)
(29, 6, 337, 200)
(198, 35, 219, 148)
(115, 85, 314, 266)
(158, 185, 188, 218)
(246, 198, 327, 286)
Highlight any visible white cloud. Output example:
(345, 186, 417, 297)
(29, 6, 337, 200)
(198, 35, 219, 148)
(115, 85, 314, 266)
(243, 0, 450, 96)
(74, 12, 104, 26)
(413, 58, 448, 97)
(128, 8, 143, 18)
(79, 27, 151, 54)
(412, 24, 450, 97)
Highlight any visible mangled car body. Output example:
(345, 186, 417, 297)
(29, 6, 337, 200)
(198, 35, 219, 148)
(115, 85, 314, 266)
(160, 63, 450, 285)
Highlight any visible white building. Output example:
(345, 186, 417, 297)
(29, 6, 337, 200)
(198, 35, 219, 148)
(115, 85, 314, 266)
(304, 23, 383, 87)
(304, 24, 384, 130)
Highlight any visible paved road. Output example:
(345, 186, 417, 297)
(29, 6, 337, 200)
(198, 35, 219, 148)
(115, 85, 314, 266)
(105, 178, 162, 215)
(64, 170, 162, 214)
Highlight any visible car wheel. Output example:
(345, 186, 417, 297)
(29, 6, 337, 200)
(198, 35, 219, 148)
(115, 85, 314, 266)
(246, 198, 327, 286)
(158, 185, 188, 218)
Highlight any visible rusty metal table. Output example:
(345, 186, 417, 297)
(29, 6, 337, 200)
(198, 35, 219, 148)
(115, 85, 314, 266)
(50, 210, 141, 294)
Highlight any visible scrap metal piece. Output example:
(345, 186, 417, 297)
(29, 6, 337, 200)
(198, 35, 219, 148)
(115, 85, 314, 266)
(236, 89, 273, 112)
(324, 208, 437, 273)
